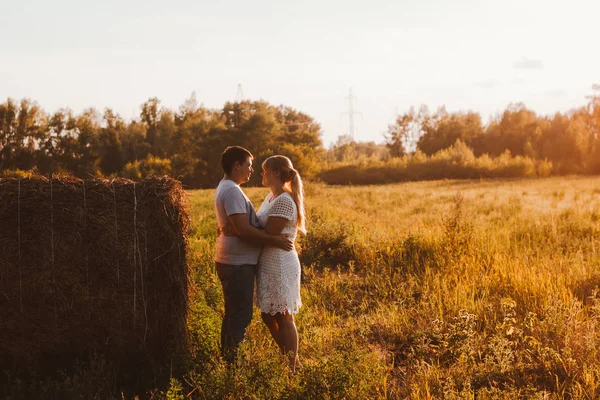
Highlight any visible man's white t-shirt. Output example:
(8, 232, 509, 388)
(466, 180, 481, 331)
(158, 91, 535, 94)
(214, 178, 262, 265)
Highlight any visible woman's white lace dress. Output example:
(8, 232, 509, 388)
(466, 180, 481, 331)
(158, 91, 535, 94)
(256, 192, 302, 315)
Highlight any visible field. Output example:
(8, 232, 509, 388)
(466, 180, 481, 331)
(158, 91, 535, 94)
(173, 176, 600, 399)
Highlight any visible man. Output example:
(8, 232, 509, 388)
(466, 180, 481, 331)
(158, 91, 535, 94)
(214, 145, 293, 363)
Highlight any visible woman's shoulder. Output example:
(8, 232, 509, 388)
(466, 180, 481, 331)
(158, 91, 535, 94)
(268, 192, 296, 217)
(276, 192, 295, 206)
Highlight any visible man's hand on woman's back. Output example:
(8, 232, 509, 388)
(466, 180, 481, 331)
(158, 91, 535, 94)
(274, 235, 294, 251)
(227, 213, 294, 251)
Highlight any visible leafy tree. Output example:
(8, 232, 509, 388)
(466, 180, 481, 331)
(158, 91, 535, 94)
(478, 103, 546, 158)
(140, 97, 160, 148)
(72, 108, 100, 176)
(44, 108, 76, 173)
(417, 110, 484, 156)
(0, 99, 19, 163)
(155, 109, 176, 158)
(276, 106, 322, 150)
(1, 96, 325, 186)
(171, 103, 218, 184)
(121, 121, 151, 164)
(0, 99, 45, 172)
(99, 109, 125, 176)
(386, 105, 430, 157)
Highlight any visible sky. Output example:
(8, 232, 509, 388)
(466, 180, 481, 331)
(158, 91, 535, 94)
(1, 0, 599, 147)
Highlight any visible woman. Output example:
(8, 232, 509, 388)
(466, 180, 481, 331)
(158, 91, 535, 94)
(256, 155, 306, 372)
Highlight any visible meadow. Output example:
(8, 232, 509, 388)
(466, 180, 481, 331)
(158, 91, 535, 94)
(165, 176, 600, 399)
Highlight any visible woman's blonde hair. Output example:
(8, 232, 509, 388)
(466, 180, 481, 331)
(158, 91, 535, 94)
(263, 155, 306, 234)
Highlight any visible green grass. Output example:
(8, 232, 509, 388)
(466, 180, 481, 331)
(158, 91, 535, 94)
(174, 176, 600, 399)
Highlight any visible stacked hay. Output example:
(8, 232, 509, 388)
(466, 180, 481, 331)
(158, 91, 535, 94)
(0, 175, 189, 392)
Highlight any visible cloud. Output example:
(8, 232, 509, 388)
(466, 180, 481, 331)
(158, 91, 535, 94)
(474, 79, 500, 89)
(514, 57, 544, 70)
(542, 89, 567, 98)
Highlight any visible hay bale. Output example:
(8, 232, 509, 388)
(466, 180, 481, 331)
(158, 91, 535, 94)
(0, 175, 189, 392)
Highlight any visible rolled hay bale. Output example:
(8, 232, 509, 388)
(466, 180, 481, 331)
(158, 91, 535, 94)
(0, 175, 189, 393)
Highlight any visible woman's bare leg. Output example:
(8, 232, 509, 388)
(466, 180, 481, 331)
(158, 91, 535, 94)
(261, 312, 285, 350)
(275, 313, 299, 372)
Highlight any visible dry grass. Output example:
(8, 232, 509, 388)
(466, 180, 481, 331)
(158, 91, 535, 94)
(7, 175, 600, 399)
(179, 176, 600, 399)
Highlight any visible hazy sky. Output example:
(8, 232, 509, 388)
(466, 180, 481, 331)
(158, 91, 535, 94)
(2, 0, 599, 147)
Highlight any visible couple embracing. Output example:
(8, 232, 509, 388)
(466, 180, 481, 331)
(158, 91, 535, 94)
(214, 146, 305, 372)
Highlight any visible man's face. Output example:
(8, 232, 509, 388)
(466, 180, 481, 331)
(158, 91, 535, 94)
(237, 157, 254, 183)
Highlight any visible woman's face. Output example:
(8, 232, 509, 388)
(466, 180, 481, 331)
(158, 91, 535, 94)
(261, 166, 279, 187)
(261, 166, 271, 187)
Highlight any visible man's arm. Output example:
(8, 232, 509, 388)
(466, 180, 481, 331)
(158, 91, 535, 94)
(264, 216, 288, 236)
(228, 213, 293, 251)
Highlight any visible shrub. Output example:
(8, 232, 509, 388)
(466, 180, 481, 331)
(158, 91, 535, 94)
(122, 155, 172, 180)
(319, 142, 554, 185)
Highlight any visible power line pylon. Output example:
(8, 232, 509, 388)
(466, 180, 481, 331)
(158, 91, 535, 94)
(341, 87, 362, 140)
(236, 83, 245, 103)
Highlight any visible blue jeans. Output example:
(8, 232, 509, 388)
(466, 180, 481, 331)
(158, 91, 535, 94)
(215, 262, 256, 363)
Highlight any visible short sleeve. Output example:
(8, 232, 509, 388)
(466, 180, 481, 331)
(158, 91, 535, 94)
(269, 194, 295, 221)
(222, 187, 249, 216)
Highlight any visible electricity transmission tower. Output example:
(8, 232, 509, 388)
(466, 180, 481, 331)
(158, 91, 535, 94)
(341, 87, 362, 140)
(236, 83, 245, 102)
(225, 83, 246, 128)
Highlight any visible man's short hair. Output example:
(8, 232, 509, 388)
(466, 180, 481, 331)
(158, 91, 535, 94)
(221, 146, 253, 175)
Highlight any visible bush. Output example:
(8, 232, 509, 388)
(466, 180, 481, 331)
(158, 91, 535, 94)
(122, 155, 172, 180)
(319, 141, 554, 185)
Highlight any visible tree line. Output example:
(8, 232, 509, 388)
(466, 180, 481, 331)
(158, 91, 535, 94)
(0, 94, 323, 188)
(2, 89, 600, 187)
(384, 94, 600, 174)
